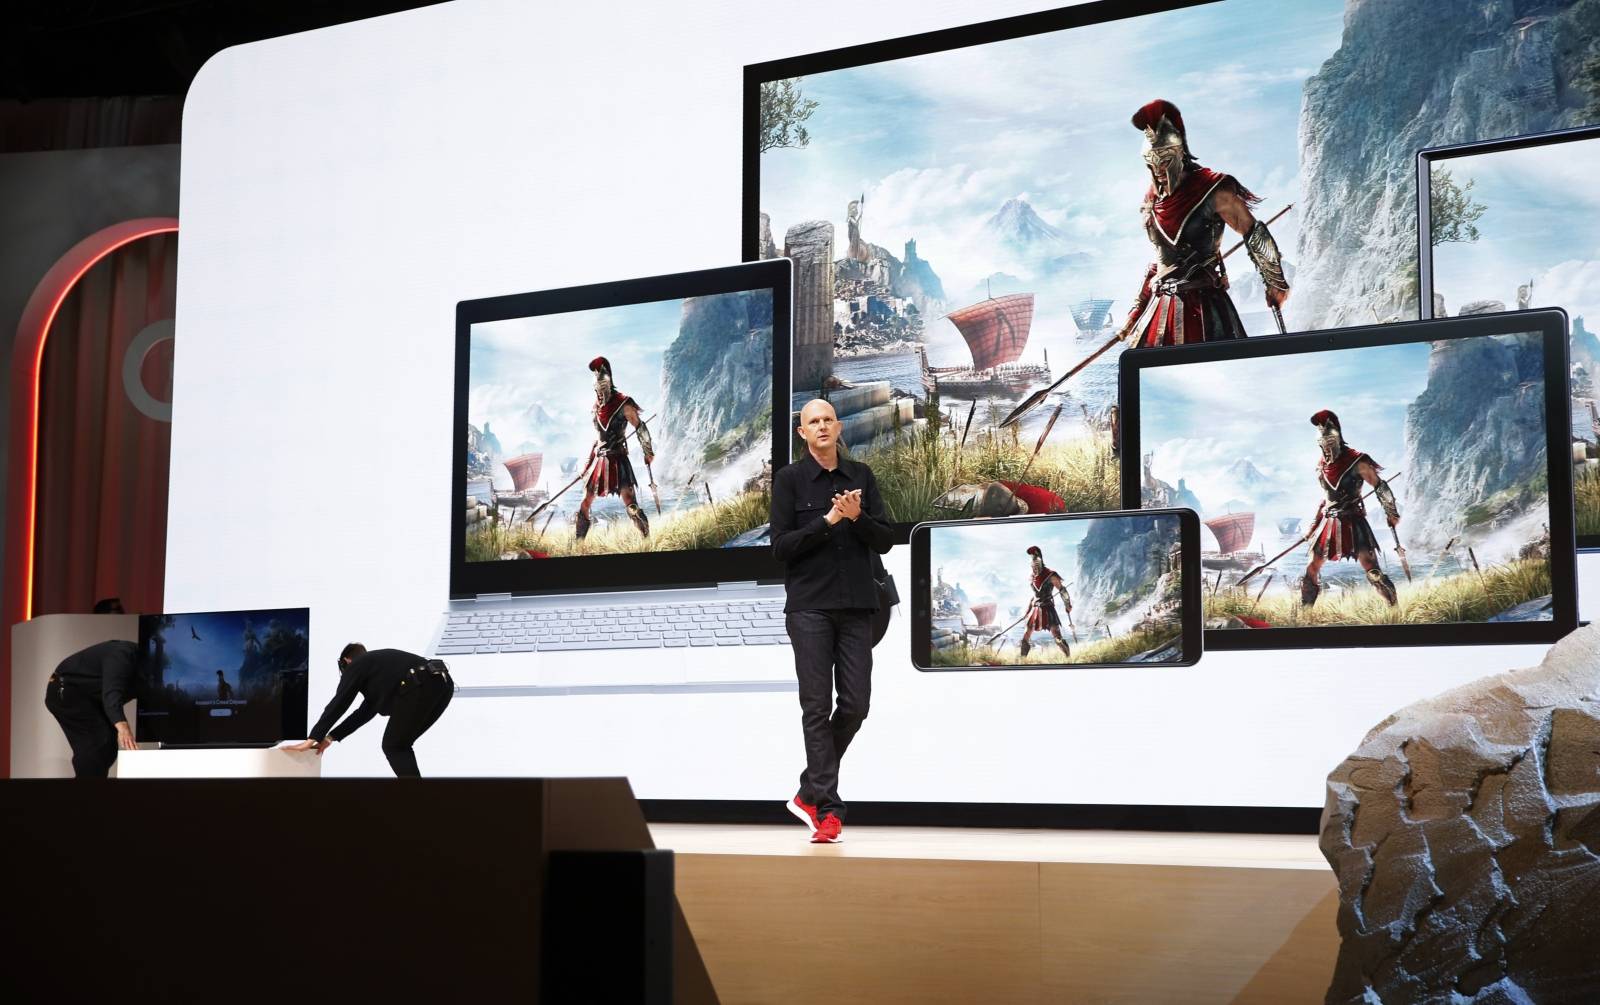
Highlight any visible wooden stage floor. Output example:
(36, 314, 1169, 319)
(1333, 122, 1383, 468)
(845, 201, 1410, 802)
(650, 823, 1339, 1005)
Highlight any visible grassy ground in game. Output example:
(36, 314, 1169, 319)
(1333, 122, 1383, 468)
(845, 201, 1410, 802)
(866, 425, 1121, 524)
(1205, 556, 1551, 627)
(466, 491, 770, 561)
(930, 621, 1182, 667)
(1577, 466, 1600, 540)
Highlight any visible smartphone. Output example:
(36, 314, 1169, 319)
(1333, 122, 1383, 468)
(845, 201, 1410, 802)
(910, 508, 1203, 670)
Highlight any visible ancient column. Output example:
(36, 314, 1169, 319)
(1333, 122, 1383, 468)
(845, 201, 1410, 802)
(784, 220, 835, 393)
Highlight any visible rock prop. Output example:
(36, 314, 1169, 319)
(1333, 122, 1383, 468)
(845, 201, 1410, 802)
(1320, 626, 1600, 1003)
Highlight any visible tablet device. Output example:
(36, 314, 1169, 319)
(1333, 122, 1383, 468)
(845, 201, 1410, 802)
(1417, 125, 1600, 549)
(1119, 309, 1578, 650)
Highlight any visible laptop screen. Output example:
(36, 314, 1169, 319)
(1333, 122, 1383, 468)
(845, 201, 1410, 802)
(451, 260, 791, 597)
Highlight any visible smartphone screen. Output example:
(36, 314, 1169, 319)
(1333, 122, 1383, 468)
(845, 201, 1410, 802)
(910, 509, 1202, 670)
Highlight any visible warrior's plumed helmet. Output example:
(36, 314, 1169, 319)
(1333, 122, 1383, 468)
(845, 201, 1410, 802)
(588, 356, 613, 378)
(1132, 99, 1193, 198)
(1312, 409, 1345, 460)
(1026, 546, 1043, 558)
(1131, 99, 1187, 148)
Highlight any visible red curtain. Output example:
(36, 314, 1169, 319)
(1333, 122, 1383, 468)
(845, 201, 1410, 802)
(31, 233, 176, 615)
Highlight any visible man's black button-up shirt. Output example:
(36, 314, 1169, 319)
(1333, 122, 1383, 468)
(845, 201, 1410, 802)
(769, 451, 895, 612)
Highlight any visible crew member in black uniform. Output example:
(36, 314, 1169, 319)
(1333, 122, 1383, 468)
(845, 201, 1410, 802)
(285, 644, 454, 777)
(45, 639, 140, 777)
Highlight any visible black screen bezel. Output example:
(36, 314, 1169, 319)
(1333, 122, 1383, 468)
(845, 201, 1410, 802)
(908, 508, 1203, 670)
(1415, 124, 1600, 550)
(741, 0, 1219, 542)
(450, 261, 791, 599)
(1118, 309, 1578, 650)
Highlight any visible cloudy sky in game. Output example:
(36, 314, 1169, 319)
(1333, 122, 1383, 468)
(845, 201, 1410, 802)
(1429, 137, 1600, 327)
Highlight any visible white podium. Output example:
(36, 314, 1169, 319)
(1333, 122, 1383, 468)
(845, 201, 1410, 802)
(10, 613, 138, 777)
(117, 746, 322, 778)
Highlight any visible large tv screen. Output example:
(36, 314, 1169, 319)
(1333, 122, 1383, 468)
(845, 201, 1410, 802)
(745, 0, 1600, 530)
(135, 608, 309, 745)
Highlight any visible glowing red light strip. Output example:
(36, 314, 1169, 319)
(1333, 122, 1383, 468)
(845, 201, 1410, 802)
(8, 219, 178, 622)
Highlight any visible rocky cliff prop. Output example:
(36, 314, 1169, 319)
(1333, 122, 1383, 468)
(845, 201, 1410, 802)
(1321, 626, 1600, 1003)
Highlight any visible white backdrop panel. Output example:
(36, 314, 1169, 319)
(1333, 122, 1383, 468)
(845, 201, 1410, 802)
(169, 0, 1590, 804)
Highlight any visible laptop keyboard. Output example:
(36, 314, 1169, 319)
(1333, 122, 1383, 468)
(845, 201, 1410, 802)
(435, 598, 791, 655)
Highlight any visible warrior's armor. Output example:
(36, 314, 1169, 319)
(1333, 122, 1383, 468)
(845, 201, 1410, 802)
(1122, 99, 1289, 348)
(1020, 547, 1072, 658)
(576, 356, 653, 539)
(1301, 409, 1398, 606)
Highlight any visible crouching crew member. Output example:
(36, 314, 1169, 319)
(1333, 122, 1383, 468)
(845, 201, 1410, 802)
(286, 644, 454, 777)
(45, 639, 139, 777)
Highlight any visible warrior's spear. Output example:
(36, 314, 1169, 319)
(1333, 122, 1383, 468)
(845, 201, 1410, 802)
(1001, 203, 1297, 429)
(1423, 535, 1459, 586)
(956, 398, 977, 479)
(1468, 546, 1489, 593)
(1237, 471, 1406, 586)
(991, 602, 1036, 654)
(535, 507, 558, 544)
(1391, 525, 1413, 582)
(645, 457, 662, 516)
(523, 412, 657, 523)
(1020, 403, 1064, 478)
(1251, 572, 1275, 612)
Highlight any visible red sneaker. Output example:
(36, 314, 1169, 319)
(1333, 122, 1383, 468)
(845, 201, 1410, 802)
(811, 814, 843, 844)
(786, 794, 819, 833)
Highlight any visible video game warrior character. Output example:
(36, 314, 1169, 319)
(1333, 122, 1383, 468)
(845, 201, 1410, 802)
(576, 356, 655, 539)
(1302, 409, 1400, 607)
(1020, 545, 1073, 658)
(1119, 99, 1290, 347)
(216, 670, 234, 701)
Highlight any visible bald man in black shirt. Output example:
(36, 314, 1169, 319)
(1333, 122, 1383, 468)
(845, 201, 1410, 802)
(285, 644, 454, 777)
(45, 639, 140, 777)
(771, 398, 894, 844)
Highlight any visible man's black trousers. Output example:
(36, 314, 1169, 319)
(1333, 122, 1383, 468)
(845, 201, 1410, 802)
(381, 665, 454, 777)
(44, 677, 117, 778)
(787, 608, 874, 822)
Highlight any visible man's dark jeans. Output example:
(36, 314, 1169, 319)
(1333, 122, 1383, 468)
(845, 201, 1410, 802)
(381, 666, 454, 777)
(44, 677, 117, 778)
(787, 608, 873, 822)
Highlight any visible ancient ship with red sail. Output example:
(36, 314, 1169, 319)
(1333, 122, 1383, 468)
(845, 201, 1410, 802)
(961, 601, 1002, 642)
(496, 452, 548, 508)
(920, 292, 1050, 397)
(1201, 511, 1263, 572)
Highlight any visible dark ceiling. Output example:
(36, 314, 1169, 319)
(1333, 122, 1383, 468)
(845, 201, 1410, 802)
(4, 1, 444, 100)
